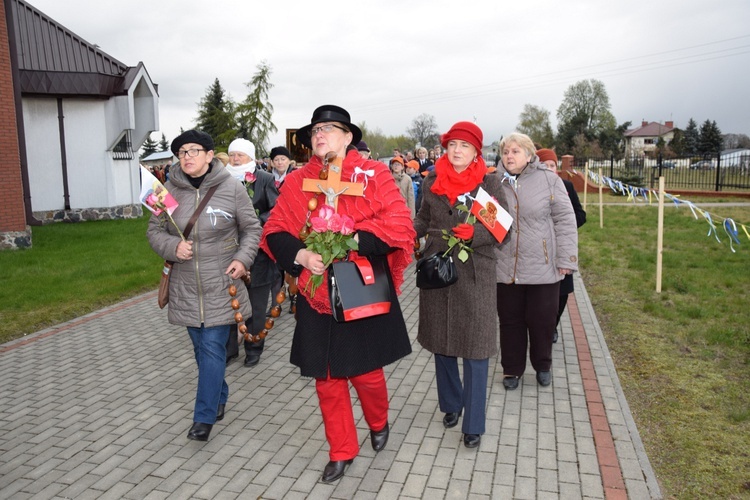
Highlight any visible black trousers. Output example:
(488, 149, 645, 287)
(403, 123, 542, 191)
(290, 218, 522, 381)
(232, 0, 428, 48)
(497, 282, 560, 376)
(226, 282, 272, 360)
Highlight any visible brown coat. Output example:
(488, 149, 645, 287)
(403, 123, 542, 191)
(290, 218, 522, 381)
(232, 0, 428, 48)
(413, 171, 508, 359)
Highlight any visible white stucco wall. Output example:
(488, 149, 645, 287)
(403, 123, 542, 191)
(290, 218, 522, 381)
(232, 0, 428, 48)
(23, 97, 64, 211)
(23, 97, 141, 212)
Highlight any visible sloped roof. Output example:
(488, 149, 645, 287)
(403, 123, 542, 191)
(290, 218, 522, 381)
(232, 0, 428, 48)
(9, 0, 134, 97)
(142, 151, 174, 162)
(624, 121, 675, 138)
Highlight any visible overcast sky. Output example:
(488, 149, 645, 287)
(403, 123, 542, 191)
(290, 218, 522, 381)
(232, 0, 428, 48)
(28, 0, 750, 152)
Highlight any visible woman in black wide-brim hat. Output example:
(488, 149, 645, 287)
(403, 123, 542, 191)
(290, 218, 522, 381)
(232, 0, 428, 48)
(259, 105, 415, 483)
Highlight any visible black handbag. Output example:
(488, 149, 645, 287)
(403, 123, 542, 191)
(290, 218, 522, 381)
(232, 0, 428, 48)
(416, 250, 458, 289)
(328, 255, 392, 322)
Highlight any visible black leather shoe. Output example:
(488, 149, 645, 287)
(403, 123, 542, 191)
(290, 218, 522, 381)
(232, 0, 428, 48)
(244, 354, 260, 367)
(463, 433, 481, 448)
(216, 404, 225, 422)
(552, 328, 559, 343)
(503, 376, 520, 390)
(442, 411, 462, 428)
(321, 459, 353, 483)
(536, 371, 552, 386)
(187, 422, 212, 441)
(370, 423, 389, 451)
(226, 353, 238, 365)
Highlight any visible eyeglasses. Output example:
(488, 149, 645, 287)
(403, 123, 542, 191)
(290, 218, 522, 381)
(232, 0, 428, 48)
(177, 148, 205, 159)
(308, 124, 349, 137)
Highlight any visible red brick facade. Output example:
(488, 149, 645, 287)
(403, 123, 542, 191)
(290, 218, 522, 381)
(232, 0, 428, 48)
(0, 0, 27, 233)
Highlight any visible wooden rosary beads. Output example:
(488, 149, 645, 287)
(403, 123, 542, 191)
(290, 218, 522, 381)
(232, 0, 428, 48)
(229, 282, 286, 342)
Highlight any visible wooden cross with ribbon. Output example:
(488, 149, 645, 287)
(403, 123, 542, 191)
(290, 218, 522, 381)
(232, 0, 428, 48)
(302, 152, 365, 210)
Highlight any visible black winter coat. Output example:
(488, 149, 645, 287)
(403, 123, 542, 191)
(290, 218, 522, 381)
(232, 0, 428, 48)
(266, 230, 412, 378)
(247, 169, 279, 288)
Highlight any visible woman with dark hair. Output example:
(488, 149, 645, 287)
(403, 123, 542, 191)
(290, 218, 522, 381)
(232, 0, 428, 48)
(260, 105, 415, 483)
(147, 130, 262, 442)
(414, 121, 508, 449)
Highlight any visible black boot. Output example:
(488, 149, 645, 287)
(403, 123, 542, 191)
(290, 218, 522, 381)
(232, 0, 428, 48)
(244, 338, 265, 367)
(321, 459, 353, 483)
(187, 422, 212, 441)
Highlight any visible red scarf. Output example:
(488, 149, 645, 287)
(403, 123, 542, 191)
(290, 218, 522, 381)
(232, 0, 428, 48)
(260, 150, 415, 314)
(430, 154, 488, 204)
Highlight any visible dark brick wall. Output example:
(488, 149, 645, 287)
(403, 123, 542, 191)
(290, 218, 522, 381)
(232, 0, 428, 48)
(0, 0, 27, 234)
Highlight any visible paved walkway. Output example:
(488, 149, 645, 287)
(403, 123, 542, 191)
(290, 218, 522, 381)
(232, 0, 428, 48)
(0, 266, 662, 499)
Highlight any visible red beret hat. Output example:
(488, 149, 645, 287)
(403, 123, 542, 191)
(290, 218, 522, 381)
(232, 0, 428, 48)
(440, 121, 483, 154)
(536, 149, 558, 164)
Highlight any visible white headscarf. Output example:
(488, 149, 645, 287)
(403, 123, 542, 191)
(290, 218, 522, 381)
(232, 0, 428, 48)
(226, 139, 257, 180)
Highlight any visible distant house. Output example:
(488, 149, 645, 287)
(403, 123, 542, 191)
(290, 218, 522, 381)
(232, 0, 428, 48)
(624, 121, 675, 156)
(720, 149, 750, 169)
(3, 0, 158, 238)
(141, 151, 175, 168)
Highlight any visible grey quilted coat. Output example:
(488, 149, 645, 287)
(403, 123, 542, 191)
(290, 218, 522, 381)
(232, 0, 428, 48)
(414, 171, 508, 359)
(147, 159, 262, 328)
(494, 158, 578, 285)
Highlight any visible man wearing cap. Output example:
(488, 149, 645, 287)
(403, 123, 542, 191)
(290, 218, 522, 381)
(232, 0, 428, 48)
(147, 130, 262, 441)
(356, 141, 371, 159)
(260, 105, 414, 483)
(268, 145, 297, 314)
(405, 159, 423, 212)
(225, 138, 280, 368)
(390, 156, 415, 218)
(269, 146, 294, 189)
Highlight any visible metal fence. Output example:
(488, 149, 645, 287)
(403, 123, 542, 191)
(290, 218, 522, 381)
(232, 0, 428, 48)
(571, 150, 750, 192)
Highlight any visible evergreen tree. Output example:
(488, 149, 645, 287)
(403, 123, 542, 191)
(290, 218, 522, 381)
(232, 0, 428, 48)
(159, 133, 169, 152)
(236, 61, 277, 157)
(698, 119, 723, 155)
(140, 133, 158, 159)
(195, 78, 237, 151)
(683, 118, 700, 156)
(668, 128, 686, 156)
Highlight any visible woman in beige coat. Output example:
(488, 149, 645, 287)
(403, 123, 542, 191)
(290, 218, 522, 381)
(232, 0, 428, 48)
(495, 133, 578, 390)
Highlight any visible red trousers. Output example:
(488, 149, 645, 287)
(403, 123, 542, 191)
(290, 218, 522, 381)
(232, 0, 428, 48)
(315, 368, 389, 461)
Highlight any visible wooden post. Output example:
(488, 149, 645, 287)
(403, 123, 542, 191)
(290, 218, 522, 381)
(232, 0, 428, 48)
(583, 162, 589, 211)
(598, 167, 603, 229)
(656, 177, 665, 293)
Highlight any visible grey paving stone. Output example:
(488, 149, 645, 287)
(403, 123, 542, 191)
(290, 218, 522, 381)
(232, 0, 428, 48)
(0, 272, 663, 500)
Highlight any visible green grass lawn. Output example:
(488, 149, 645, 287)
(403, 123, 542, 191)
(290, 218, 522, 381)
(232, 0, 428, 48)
(578, 202, 750, 499)
(0, 214, 162, 342)
(1, 202, 749, 497)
